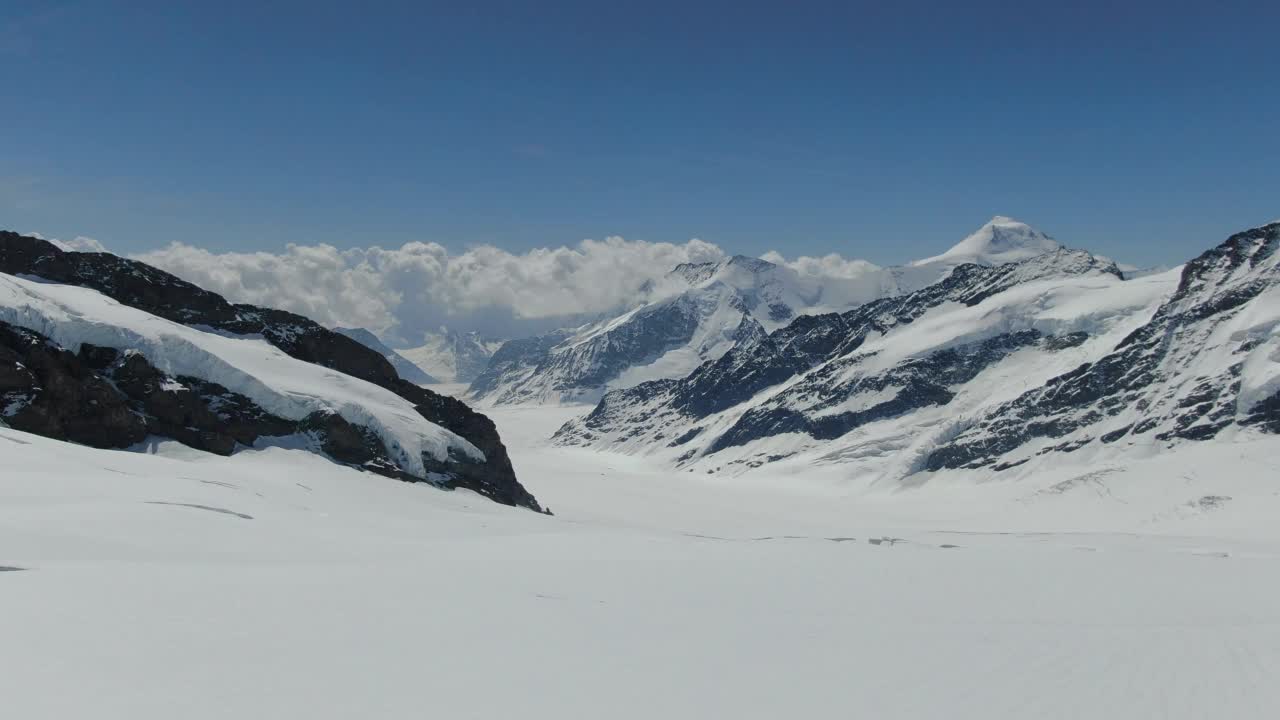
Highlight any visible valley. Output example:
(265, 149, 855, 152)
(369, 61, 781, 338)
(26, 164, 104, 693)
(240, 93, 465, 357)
(3, 398, 1278, 719)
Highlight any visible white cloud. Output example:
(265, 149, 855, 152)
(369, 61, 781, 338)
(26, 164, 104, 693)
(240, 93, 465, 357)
(762, 250, 883, 279)
(133, 236, 902, 346)
(134, 237, 728, 344)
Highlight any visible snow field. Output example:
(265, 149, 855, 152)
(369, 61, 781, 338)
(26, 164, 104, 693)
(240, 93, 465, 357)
(3, 408, 1280, 719)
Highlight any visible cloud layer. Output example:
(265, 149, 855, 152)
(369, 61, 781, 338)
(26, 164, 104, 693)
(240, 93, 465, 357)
(134, 237, 740, 345)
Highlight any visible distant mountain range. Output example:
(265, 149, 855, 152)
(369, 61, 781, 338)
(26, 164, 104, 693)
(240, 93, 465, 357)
(552, 220, 1279, 485)
(467, 217, 1092, 406)
(396, 330, 505, 385)
(7, 213, 1275, 498)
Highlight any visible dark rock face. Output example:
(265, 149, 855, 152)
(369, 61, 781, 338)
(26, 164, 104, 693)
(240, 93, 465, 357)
(0, 323, 148, 448)
(925, 222, 1280, 471)
(1243, 388, 1280, 433)
(80, 344, 297, 456)
(0, 231, 541, 511)
(297, 410, 412, 479)
(409, 389, 540, 510)
(0, 323, 414, 477)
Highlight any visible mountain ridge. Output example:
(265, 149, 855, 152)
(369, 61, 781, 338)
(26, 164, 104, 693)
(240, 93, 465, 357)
(469, 217, 1094, 407)
(0, 230, 542, 511)
(334, 326, 440, 385)
(552, 221, 1278, 485)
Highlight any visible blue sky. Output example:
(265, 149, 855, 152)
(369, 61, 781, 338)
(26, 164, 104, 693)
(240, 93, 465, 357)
(2, 0, 1277, 267)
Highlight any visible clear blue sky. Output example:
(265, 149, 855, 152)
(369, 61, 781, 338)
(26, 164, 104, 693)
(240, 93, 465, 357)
(2, 0, 1277, 267)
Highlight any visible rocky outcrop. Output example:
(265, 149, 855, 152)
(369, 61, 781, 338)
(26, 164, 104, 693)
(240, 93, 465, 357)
(0, 323, 148, 448)
(0, 231, 541, 511)
(82, 343, 298, 457)
(0, 321, 416, 478)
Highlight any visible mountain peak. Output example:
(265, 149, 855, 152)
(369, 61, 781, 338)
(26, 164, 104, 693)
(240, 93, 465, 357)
(668, 260, 721, 285)
(722, 254, 779, 276)
(913, 216, 1063, 267)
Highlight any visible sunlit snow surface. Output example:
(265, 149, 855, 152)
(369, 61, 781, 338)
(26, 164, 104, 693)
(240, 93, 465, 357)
(3, 399, 1279, 719)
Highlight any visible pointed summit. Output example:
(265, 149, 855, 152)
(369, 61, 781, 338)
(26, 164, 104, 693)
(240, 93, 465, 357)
(912, 216, 1063, 267)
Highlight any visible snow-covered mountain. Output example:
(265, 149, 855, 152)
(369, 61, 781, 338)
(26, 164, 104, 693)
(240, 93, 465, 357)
(469, 217, 1079, 406)
(555, 221, 1280, 486)
(910, 214, 1063, 267)
(333, 326, 439, 385)
(397, 329, 504, 384)
(927, 221, 1280, 470)
(0, 231, 542, 511)
(467, 255, 835, 406)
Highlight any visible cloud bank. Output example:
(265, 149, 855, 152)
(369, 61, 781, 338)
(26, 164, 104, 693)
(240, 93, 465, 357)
(134, 237, 741, 345)
(132, 235, 905, 346)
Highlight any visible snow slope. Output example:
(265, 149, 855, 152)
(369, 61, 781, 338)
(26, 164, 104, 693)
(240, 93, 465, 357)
(912, 214, 1064, 267)
(397, 329, 503, 384)
(928, 221, 1280, 471)
(0, 272, 482, 475)
(2, 408, 1279, 719)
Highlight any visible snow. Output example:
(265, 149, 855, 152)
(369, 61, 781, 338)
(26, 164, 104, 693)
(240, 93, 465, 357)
(1230, 284, 1280, 414)
(396, 335, 462, 382)
(472, 254, 902, 406)
(912, 215, 1065, 267)
(0, 272, 483, 472)
(850, 266, 1178, 375)
(611, 283, 762, 389)
(3, 226, 1276, 717)
(396, 330, 502, 384)
(564, 263, 1181, 481)
(476, 218, 1088, 408)
(2, 407, 1279, 719)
